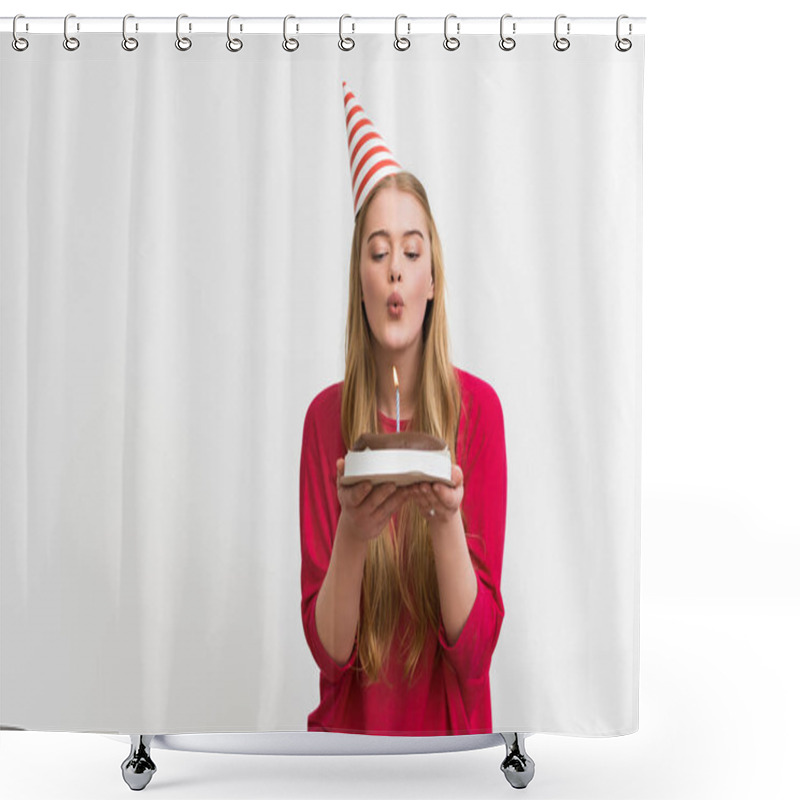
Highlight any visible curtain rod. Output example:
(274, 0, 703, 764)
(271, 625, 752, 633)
(1, 16, 646, 36)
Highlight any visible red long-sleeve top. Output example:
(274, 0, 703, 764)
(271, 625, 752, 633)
(299, 366, 507, 735)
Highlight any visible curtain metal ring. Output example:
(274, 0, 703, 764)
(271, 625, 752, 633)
(122, 14, 138, 51)
(175, 14, 192, 51)
(499, 14, 515, 51)
(615, 15, 632, 52)
(12, 14, 29, 51)
(283, 15, 299, 51)
(63, 13, 80, 51)
(226, 15, 243, 52)
(443, 14, 460, 51)
(339, 14, 355, 51)
(394, 15, 410, 51)
(553, 14, 571, 52)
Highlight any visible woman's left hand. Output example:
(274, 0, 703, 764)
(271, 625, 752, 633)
(410, 464, 464, 524)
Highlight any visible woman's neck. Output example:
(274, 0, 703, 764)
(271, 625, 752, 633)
(374, 344, 422, 421)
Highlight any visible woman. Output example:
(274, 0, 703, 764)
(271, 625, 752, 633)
(299, 85, 507, 735)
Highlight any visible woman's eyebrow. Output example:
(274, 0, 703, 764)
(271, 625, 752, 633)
(366, 229, 424, 243)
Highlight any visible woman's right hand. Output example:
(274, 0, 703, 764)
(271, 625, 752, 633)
(336, 458, 409, 543)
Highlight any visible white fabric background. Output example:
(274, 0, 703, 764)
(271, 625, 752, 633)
(0, 31, 643, 735)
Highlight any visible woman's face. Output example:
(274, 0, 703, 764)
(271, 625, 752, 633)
(359, 186, 435, 356)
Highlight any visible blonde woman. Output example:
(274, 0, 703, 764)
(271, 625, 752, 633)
(300, 176, 509, 736)
(300, 84, 506, 735)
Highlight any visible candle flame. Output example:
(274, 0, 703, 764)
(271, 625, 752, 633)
(392, 366, 399, 388)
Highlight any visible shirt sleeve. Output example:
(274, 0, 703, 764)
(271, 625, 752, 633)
(299, 397, 358, 683)
(436, 381, 507, 685)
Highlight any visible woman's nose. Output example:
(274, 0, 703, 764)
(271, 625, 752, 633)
(390, 255, 402, 282)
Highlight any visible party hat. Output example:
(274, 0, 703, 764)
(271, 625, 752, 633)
(342, 81, 402, 216)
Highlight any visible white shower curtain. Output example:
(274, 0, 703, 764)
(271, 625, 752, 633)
(1, 28, 643, 736)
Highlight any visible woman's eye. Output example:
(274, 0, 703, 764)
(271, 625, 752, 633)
(370, 251, 419, 261)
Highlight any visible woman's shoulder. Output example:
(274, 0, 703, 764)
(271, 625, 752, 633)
(305, 380, 343, 424)
(452, 368, 505, 470)
(453, 366, 503, 415)
(302, 381, 345, 458)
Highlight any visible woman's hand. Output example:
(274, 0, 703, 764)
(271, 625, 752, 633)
(336, 458, 410, 543)
(409, 464, 464, 524)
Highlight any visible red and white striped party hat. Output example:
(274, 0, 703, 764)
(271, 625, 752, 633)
(342, 81, 402, 217)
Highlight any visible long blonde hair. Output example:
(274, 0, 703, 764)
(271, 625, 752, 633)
(341, 172, 462, 686)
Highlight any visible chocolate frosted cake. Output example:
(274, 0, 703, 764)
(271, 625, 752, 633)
(350, 431, 447, 452)
(342, 431, 454, 487)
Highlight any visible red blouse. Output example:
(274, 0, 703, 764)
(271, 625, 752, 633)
(299, 366, 507, 735)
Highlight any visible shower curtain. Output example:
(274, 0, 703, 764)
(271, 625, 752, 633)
(0, 24, 643, 737)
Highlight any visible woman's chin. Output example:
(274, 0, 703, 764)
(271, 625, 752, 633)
(369, 318, 423, 355)
(377, 332, 411, 353)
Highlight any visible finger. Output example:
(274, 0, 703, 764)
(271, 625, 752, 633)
(367, 482, 398, 513)
(335, 459, 347, 491)
(432, 483, 455, 509)
(373, 484, 405, 516)
(424, 483, 443, 509)
(347, 481, 372, 506)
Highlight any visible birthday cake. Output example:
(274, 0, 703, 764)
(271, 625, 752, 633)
(341, 431, 455, 487)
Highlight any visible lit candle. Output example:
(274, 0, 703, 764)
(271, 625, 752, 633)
(392, 366, 400, 432)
